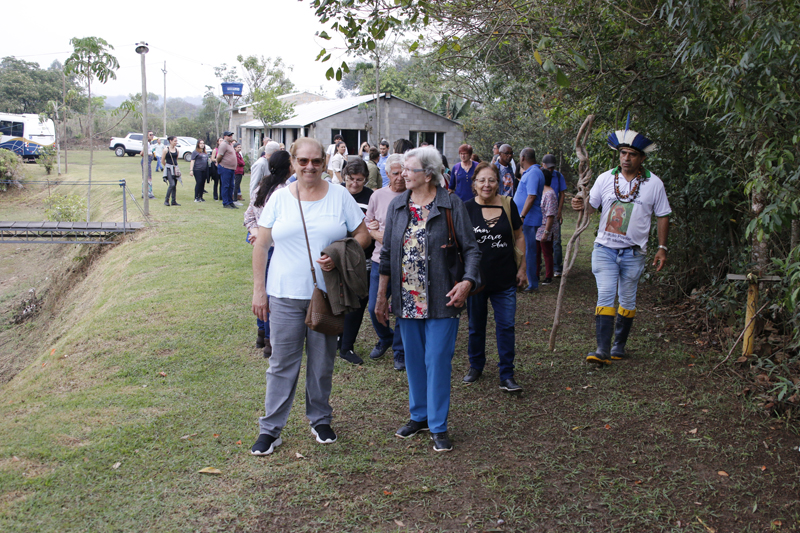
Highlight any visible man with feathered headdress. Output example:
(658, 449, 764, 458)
(571, 116, 671, 365)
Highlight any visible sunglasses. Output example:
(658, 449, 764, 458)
(295, 157, 324, 167)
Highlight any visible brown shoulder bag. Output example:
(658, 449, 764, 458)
(296, 185, 345, 336)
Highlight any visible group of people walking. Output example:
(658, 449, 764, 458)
(138, 130, 248, 207)
(244, 122, 670, 455)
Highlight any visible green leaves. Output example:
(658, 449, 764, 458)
(556, 69, 570, 88)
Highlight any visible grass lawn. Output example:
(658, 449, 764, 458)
(1, 149, 799, 532)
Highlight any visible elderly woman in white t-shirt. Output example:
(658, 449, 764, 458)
(250, 137, 370, 456)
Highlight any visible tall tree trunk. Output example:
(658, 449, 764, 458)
(792, 219, 799, 250)
(751, 187, 767, 275)
(87, 77, 93, 223)
(62, 68, 68, 174)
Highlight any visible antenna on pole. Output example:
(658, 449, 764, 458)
(162, 61, 167, 137)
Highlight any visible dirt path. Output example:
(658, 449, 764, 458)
(250, 223, 800, 532)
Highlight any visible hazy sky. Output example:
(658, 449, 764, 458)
(6, 0, 347, 99)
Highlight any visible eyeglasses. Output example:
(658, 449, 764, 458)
(500, 151, 513, 156)
(403, 167, 425, 174)
(295, 157, 324, 167)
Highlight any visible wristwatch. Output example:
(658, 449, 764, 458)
(657, 245, 668, 252)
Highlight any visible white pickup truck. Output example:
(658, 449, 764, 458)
(109, 133, 145, 157)
(109, 134, 212, 161)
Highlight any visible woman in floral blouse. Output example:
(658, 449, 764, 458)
(374, 146, 481, 453)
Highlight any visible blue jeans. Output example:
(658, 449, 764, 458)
(256, 247, 274, 337)
(219, 166, 235, 206)
(591, 243, 646, 312)
(553, 224, 563, 273)
(522, 225, 540, 289)
(467, 286, 517, 381)
(155, 155, 163, 172)
(397, 317, 459, 434)
(367, 261, 404, 355)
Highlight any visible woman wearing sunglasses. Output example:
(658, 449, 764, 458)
(250, 137, 370, 456)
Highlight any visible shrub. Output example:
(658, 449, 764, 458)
(38, 147, 56, 175)
(0, 149, 26, 191)
(44, 194, 86, 222)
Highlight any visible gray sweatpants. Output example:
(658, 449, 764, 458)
(258, 297, 338, 437)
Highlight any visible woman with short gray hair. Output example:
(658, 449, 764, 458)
(375, 145, 481, 452)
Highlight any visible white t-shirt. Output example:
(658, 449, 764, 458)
(328, 153, 346, 184)
(326, 143, 338, 158)
(589, 168, 671, 251)
(258, 182, 365, 299)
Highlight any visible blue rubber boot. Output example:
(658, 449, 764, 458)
(610, 314, 634, 360)
(586, 315, 614, 365)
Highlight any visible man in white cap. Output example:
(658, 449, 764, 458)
(215, 131, 238, 209)
(571, 121, 671, 365)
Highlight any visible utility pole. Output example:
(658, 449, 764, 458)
(162, 61, 167, 137)
(136, 42, 150, 216)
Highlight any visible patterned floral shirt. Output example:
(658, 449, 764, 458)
(401, 200, 433, 319)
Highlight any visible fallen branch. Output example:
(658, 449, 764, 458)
(549, 115, 595, 351)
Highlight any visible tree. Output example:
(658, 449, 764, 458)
(251, 88, 295, 129)
(236, 55, 295, 102)
(0, 57, 79, 114)
(65, 37, 119, 222)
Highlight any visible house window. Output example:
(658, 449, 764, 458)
(410, 131, 444, 153)
(331, 129, 368, 156)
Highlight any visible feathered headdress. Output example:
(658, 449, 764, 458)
(607, 113, 656, 154)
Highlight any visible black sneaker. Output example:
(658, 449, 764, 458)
(171, 202, 181, 206)
(263, 341, 272, 359)
(393, 353, 406, 371)
(339, 349, 363, 365)
(369, 341, 391, 360)
(499, 377, 522, 392)
(542, 277, 552, 285)
(431, 432, 453, 452)
(395, 419, 429, 439)
(163, 202, 170, 206)
(251, 434, 282, 455)
(311, 424, 337, 444)
(463, 368, 482, 384)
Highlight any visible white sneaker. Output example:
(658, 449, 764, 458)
(233, 201, 243, 207)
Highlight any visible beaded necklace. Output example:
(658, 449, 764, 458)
(613, 166, 645, 203)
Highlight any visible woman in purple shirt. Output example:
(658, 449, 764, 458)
(448, 144, 478, 203)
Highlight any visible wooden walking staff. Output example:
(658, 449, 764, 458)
(548, 115, 595, 351)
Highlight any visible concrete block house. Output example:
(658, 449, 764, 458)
(231, 92, 463, 163)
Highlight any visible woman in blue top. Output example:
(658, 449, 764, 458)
(250, 137, 371, 456)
